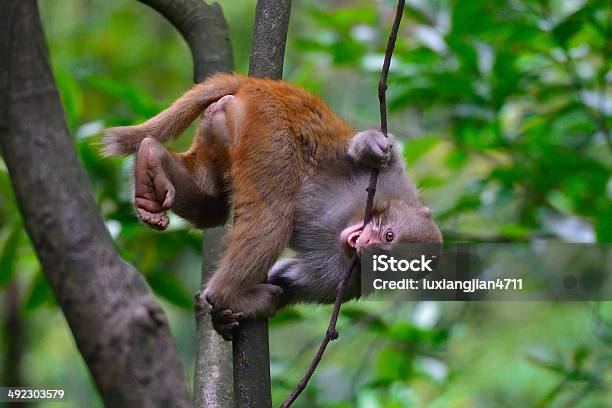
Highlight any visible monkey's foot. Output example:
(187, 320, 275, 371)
(210, 308, 245, 341)
(205, 283, 282, 340)
(136, 208, 169, 230)
(134, 138, 176, 230)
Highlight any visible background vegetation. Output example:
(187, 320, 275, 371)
(0, 0, 610, 406)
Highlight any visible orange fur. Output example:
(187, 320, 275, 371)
(206, 77, 355, 315)
(104, 75, 356, 316)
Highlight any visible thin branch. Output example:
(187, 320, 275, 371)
(280, 1, 406, 406)
(0, 1, 191, 406)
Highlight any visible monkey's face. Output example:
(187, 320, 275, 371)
(340, 203, 442, 255)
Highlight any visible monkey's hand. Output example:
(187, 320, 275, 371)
(134, 138, 175, 230)
(347, 129, 394, 168)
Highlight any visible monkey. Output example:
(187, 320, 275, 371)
(103, 74, 442, 340)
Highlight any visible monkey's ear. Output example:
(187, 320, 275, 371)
(340, 223, 363, 248)
(417, 207, 433, 217)
(347, 230, 361, 248)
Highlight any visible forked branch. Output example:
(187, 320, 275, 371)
(137, 0, 233, 82)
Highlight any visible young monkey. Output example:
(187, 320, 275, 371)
(103, 74, 442, 340)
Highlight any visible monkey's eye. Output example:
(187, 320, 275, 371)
(384, 230, 395, 243)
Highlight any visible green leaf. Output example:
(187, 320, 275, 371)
(330, 39, 366, 65)
(84, 75, 161, 119)
(572, 345, 589, 369)
(491, 51, 519, 108)
(0, 225, 21, 288)
(340, 306, 387, 332)
(388, 322, 425, 344)
(527, 351, 567, 374)
(451, 0, 488, 35)
(498, 224, 533, 240)
(553, 19, 582, 46)
(293, 38, 328, 52)
(404, 4, 433, 25)
(417, 176, 445, 188)
(146, 270, 193, 310)
(403, 136, 440, 164)
(595, 205, 612, 243)
(0, 168, 18, 215)
(54, 67, 84, 131)
(309, 6, 377, 30)
(445, 150, 468, 170)
(23, 270, 56, 312)
(270, 308, 303, 326)
(552, 4, 590, 46)
(375, 346, 414, 383)
(446, 34, 479, 74)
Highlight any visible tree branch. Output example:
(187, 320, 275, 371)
(195, 228, 234, 408)
(137, 0, 234, 82)
(280, 1, 406, 406)
(0, 1, 190, 406)
(228, 1, 293, 407)
(248, 0, 292, 79)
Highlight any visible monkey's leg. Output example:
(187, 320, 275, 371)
(267, 258, 305, 307)
(133, 95, 235, 229)
(134, 136, 229, 229)
(134, 137, 175, 230)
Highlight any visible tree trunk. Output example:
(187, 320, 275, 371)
(0, 1, 190, 406)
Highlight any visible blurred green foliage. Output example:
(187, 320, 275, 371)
(290, 0, 611, 245)
(0, 0, 610, 407)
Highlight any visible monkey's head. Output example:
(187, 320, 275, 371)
(340, 201, 442, 255)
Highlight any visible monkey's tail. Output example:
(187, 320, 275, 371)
(102, 73, 247, 157)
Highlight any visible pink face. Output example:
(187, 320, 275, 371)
(340, 206, 440, 254)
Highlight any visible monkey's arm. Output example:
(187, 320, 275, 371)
(347, 130, 394, 168)
(134, 137, 229, 229)
(204, 200, 294, 339)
